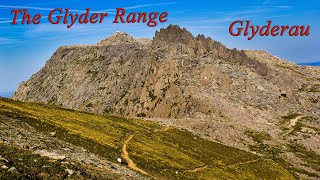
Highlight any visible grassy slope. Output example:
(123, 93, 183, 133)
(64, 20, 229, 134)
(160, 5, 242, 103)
(0, 97, 294, 179)
(0, 143, 116, 180)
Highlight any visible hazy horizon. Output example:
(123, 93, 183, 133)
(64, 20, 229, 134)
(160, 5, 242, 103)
(0, 91, 13, 98)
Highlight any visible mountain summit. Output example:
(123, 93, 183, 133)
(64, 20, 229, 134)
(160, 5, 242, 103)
(13, 25, 319, 118)
(12, 25, 320, 178)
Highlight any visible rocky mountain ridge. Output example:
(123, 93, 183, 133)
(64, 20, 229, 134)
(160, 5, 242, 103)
(12, 25, 320, 178)
(12, 25, 319, 120)
(13, 26, 318, 117)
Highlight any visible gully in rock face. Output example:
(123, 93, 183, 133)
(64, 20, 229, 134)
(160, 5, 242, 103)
(229, 20, 310, 40)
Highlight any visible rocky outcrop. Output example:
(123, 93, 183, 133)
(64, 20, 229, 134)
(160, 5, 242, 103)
(0, 115, 142, 179)
(12, 25, 318, 120)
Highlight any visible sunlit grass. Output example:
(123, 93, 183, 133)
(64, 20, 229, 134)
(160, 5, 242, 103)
(0, 97, 294, 179)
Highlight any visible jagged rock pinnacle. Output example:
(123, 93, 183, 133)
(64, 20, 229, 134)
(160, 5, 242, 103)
(153, 25, 195, 44)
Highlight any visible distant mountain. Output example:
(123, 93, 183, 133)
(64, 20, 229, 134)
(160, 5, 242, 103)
(0, 91, 13, 98)
(298, 61, 320, 66)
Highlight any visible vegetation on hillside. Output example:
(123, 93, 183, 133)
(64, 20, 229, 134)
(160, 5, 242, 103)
(0, 143, 113, 179)
(0, 97, 294, 179)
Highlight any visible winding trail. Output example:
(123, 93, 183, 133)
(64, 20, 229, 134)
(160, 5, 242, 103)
(227, 159, 261, 168)
(289, 116, 305, 128)
(284, 116, 306, 137)
(185, 165, 208, 172)
(154, 126, 172, 132)
(121, 135, 148, 175)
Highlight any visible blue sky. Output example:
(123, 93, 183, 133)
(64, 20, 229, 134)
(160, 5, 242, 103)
(0, 0, 319, 94)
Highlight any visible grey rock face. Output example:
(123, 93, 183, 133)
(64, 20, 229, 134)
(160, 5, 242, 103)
(12, 25, 318, 120)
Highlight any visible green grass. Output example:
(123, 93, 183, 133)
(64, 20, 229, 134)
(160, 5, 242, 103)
(289, 122, 304, 136)
(287, 144, 320, 172)
(245, 130, 282, 159)
(87, 70, 98, 80)
(299, 84, 320, 92)
(245, 130, 272, 144)
(148, 89, 157, 101)
(0, 97, 294, 179)
(0, 143, 112, 179)
(247, 116, 320, 178)
(280, 114, 300, 125)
